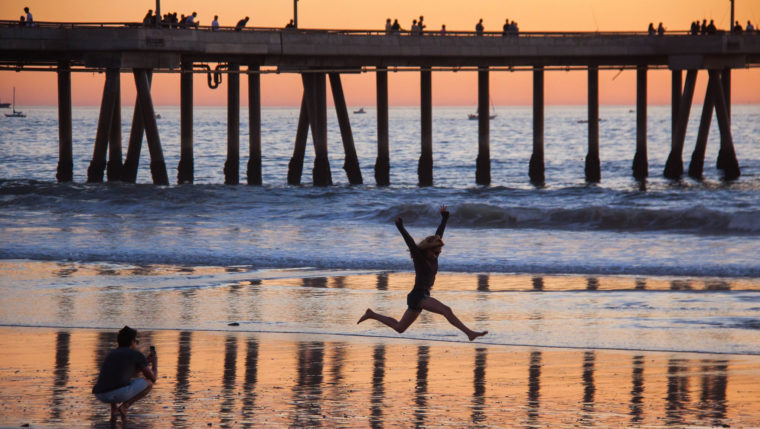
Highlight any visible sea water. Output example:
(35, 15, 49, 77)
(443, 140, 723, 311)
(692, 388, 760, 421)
(0, 105, 759, 354)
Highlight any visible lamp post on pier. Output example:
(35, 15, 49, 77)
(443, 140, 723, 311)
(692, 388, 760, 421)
(730, 0, 735, 31)
(155, 0, 161, 28)
(294, 0, 299, 28)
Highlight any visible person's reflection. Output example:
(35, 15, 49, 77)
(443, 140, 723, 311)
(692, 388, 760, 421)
(242, 337, 260, 425)
(292, 341, 325, 427)
(698, 359, 727, 425)
(50, 331, 71, 422)
(471, 347, 487, 425)
(670, 280, 692, 290)
(477, 274, 489, 292)
(172, 331, 193, 427)
(666, 358, 690, 426)
(220, 335, 238, 428)
(414, 345, 430, 429)
(531, 276, 544, 291)
(704, 281, 730, 291)
(635, 279, 646, 290)
(333, 276, 346, 289)
(303, 277, 328, 288)
(526, 351, 541, 426)
(586, 278, 599, 291)
(581, 352, 596, 423)
(376, 273, 389, 291)
(629, 355, 644, 424)
(370, 344, 386, 429)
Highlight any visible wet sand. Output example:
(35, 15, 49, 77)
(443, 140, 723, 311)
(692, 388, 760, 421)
(2, 326, 760, 428)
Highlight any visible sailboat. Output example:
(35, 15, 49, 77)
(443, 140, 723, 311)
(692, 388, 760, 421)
(468, 96, 496, 120)
(4, 87, 25, 118)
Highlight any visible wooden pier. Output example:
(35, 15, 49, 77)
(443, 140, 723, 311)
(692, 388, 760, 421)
(1, 22, 758, 186)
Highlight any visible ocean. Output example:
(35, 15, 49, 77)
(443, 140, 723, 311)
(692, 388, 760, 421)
(1, 104, 759, 355)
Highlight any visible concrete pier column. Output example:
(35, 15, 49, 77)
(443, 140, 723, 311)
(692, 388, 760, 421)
(329, 72, 363, 184)
(247, 65, 262, 186)
(529, 66, 545, 185)
(56, 61, 73, 183)
(632, 66, 648, 180)
(375, 67, 390, 186)
(664, 70, 697, 179)
(476, 66, 490, 185)
(133, 68, 169, 185)
(106, 72, 123, 182)
(716, 68, 733, 171)
(688, 79, 714, 180)
(178, 60, 194, 184)
(287, 96, 309, 185)
(418, 67, 433, 187)
(671, 70, 682, 146)
(710, 70, 740, 180)
(302, 72, 332, 186)
(122, 71, 151, 183)
(585, 65, 601, 183)
(87, 68, 119, 183)
(225, 63, 240, 185)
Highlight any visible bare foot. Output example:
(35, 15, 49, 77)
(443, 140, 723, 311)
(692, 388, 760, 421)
(117, 404, 128, 422)
(468, 331, 488, 341)
(357, 309, 374, 324)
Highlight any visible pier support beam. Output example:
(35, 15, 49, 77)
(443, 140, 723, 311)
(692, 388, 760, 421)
(664, 70, 697, 179)
(56, 61, 73, 183)
(225, 63, 240, 185)
(302, 72, 332, 186)
(287, 96, 309, 185)
(106, 72, 122, 182)
(178, 60, 194, 184)
(375, 67, 390, 186)
(585, 65, 600, 183)
(418, 67, 433, 187)
(716, 68, 734, 173)
(329, 73, 363, 185)
(247, 65, 262, 185)
(529, 66, 545, 185)
(632, 66, 648, 180)
(476, 66, 490, 185)
(122, 72, 151, 183)
(688, 79, 714, 180)
(671, 70, 681, 147)
(710, 70, 740, 180)
(87, 68, 119, 183)
(134, 68, 169, 185)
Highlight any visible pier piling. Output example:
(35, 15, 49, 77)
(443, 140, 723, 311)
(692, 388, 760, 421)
(87, 68, 119, 183)
(106, 72, 123, 182)
(134, 68, 169, 185)
(476, 66, 490, 185)
(56, 61, 73, 183)
(710, 70, 740, 180)
(375, 67, 390, 186)
(530, 66, 545, 185)
(664, 70, 697, 180)
(689, 78, 714, 180)
(247, 65, 262, 186)
(585, 65, 601, 183)
(178, 61, 194, 184)
(329, 73, 363, 185)
(302, 73, 332, 186)
(632, 65, 648, 180)
(287, 96, 309, 185)
(225, 63, 240, 185)
(418, 67, 433, 187)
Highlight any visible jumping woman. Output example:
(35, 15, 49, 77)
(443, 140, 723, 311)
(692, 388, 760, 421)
(358, 205, 488, 341)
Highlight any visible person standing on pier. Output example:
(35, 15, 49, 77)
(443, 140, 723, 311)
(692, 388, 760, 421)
(23, 7, 33, 27)
(235, 16, 249, 31)
(212, 15, 219, 32)
(475, 18, 484, 35)
(92, 326, 157, 423)
(358, 206, 488, 341)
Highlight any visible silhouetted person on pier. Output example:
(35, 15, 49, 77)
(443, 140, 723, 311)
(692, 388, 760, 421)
(733, 21, 743, 34)
(440, 24, 447, 36)
(285, 19, 295, 29)
(24, 7, 33, 27)
(503, 19, 510, 36)
(701, 19, 708, 34)
(184, 12, 199, 29)
(418, 15, 426, 34)
(18, 16, 25, 27)
(358, 206, 488, 341)
(707, 19, 717, 34)
(747, 21, 755, 33)
(212, 15, 219, 31)
(411, 19, 419, 35)
(235, 16, 249, 31)
(657, 22, 665, 35)
(391, 19, 401, 34)
(476, 18, 484, 35)
(385, 18, 392, 34)
(690, 21, 699, 35)
(509, 20, 519, 36)
(142, 10, 153, 27)
(648, 22, 655, 35)
(93, 326, 157, 424)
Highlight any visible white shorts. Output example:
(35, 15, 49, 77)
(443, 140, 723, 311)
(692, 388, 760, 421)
(94, 378, 149, 404)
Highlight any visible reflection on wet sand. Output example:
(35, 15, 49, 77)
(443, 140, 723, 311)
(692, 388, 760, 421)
(2, 327, 760, 428)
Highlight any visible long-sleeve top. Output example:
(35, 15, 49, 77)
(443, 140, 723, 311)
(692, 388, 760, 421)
(396, 211, 449, 292)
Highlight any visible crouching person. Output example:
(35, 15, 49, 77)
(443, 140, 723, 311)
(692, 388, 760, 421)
(92, 326, 157, 423)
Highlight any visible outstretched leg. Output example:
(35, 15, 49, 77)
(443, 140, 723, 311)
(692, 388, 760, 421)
(420, 297, 487, 341)
(358, 308, 420, 333)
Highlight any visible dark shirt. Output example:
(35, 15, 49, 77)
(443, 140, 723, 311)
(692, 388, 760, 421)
(92, 347, 148, 394)
(396, 212, 449, 292)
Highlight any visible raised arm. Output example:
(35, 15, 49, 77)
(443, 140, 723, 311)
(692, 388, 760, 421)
(395, 217, 417, 251)
(435, 205, 450, 238)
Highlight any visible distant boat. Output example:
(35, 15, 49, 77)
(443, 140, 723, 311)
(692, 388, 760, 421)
(353, 107, 366, 114)
(468, 95, 497, 120)
(4, 87, 25, 118)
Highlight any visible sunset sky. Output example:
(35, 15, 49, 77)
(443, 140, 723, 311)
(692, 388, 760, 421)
(1, 0, 758, 107)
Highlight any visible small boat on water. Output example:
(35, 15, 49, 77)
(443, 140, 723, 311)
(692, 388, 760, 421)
(4, 87, 25, 118)
(468, 96, 497, 120)
(353, 107, 366, 114)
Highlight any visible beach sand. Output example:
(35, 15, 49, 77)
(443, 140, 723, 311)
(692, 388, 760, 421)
(2, 326, 760, 428)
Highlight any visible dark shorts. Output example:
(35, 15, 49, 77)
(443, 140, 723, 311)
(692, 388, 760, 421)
(407, 288, 430, 312)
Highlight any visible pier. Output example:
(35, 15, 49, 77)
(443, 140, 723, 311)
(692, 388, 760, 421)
(1, 22, 758, 186)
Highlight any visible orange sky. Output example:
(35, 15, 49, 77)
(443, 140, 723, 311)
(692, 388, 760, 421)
(1, 0, 759, 106)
